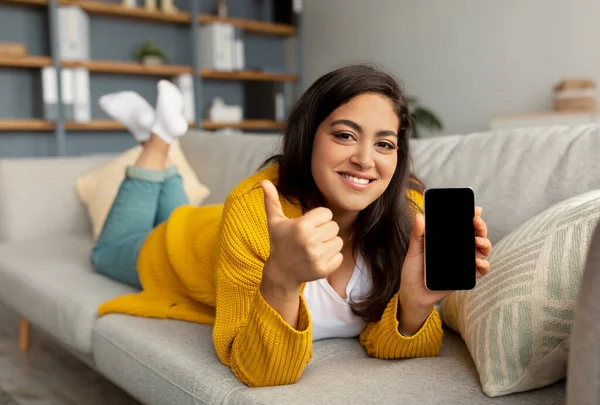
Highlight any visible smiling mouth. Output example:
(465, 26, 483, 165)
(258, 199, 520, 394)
(339, 173, 374, 185)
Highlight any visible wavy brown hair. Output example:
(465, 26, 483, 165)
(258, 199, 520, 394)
(264, 64, 424, 322)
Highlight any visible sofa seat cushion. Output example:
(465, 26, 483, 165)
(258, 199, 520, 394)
(92, 315, 564, 405)
(0, 235, 136, 354)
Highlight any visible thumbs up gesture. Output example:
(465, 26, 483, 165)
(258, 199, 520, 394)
(260, 180, 344, 292)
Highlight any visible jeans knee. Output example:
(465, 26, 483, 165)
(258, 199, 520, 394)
(90, 245, 104, 272)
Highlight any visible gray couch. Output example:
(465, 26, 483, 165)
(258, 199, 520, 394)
(0, 124, 599, 405)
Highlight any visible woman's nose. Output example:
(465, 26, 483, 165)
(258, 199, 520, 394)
(349, 145, 374, 170)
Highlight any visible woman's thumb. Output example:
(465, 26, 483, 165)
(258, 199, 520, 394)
(261, 180, 286, 223)
(408, 213, 425, 256)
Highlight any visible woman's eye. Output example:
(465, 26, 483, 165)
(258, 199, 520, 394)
(334, 133, 355, 141)
(377, 141, 396, 150)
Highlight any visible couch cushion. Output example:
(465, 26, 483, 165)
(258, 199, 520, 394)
(410, 123, 600, 244)
(0, 154, 115, 242)
(440, 191, 600, 397)
(181, 130, 282, 205)
(567, 218, 600, 405)
(92, 315, 564, 405)
(0, 235, 136, 354)
(76, 140, 210, 241)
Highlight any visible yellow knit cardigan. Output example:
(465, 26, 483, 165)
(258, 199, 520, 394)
(99, 163, 443, 387)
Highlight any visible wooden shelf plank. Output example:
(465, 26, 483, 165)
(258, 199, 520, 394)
(58, 0, 191, 23)
(1, 0, 48, 6)
(199, 14, 296, 36)
(0, 119, 283, 132)
(62, 60, 193, 76)
(202, 119, 283, 130)
(0, 119, 54, 131)
(200, 69, 298, 82)
(64, 120, 125, 131)
(64, 120, 198, 131)
(0, 55, 52, 68)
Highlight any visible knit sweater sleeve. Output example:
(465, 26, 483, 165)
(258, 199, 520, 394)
(359, 294, 443, 358)
(212, 191, 313, 388)
(358, 184, 443, 359)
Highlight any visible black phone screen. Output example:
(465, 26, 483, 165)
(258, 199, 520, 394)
(424, 188, 476, 291)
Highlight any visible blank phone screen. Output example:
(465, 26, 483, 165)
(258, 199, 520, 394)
(424, 188, 476, 291)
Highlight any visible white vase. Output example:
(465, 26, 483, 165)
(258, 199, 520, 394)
(142, 55, 163, 66)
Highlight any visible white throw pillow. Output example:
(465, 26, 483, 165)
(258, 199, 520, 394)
(76, 140, 210, 240)
(439, 190, 600, 397)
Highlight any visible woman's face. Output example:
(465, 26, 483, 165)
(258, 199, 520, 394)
(311, 92, 399, 215)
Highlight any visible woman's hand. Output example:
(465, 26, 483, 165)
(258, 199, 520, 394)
(260, 180, 344, 296)
(397, 207, 492, 334)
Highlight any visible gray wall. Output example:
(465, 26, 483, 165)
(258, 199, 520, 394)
(0, 0, 285, 157)
(302, 0, 600, 136)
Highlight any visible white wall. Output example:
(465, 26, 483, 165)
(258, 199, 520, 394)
(302, 0, 600, 135)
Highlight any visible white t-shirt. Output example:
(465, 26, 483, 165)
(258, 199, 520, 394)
(302, 254, 372, 341)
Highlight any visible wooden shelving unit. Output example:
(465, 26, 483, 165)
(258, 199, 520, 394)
(0, 55, 52, 68)
(0, 0, 299, 142)
(56, 0, 296, 36)
(200, 69, 298, 82)
(58, 0, 190, 23)
(62, 60, 193, 76)
(0, 119, 54, 131)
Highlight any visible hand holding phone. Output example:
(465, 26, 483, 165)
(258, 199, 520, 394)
(398, 187, 492, 332)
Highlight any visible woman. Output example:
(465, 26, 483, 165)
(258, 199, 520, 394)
(93, 64, 492, 387)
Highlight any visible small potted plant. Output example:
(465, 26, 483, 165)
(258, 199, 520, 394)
(133, 40, 169, 66)
(406, 95, 443, 138)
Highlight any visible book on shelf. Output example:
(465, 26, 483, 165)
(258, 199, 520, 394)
(172, 73, 195, 123)
(198, 23, 245, 71)
(41, 67, 91, 122)
(57, 5, 90, 62)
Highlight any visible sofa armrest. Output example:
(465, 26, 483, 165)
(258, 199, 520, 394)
(566, 220, 600, 405)
(0, 153, 114, 242)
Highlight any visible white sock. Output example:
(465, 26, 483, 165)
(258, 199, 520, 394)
(99, 91, 155, 142)
(151, 80, 188, 144)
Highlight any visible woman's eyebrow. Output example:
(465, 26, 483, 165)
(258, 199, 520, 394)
(331, 119, 361, 132)
(331, 119, 397, 138)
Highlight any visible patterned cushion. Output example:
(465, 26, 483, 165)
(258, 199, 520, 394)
(439, 190, 600, 397)
(76, 140, 210, 240)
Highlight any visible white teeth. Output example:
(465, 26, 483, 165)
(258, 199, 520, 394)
(341, 173, 370, 185)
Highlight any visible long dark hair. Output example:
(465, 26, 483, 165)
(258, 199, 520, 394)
(264, 64, 424, 322)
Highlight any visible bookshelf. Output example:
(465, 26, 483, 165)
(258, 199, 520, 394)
(0, 0, 301, 155)
(56, 0, 297, 36)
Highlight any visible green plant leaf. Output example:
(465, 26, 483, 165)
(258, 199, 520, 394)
(411, 106, 443, 131)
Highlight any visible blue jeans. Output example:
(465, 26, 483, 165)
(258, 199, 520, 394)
(90, 165, 189, 289)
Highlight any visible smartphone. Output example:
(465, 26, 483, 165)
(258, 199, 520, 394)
(424, 187, 476, 291)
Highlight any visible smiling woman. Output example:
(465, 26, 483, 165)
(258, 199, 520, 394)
(263, 65, 425, 324)
(92, 63, 493, 388)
